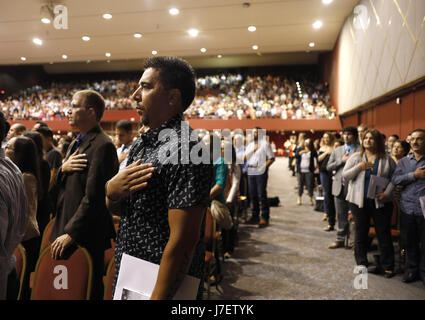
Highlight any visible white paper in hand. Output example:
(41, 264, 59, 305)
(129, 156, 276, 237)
(367, 175, 389, 199)
(113, 253, 200, 300)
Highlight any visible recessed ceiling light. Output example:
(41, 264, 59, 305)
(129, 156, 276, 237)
(152, 50, 158, 55)
(169, 8, 180, 15)
(20, 57, 26, 61)
(41, 17, 51, 24)
(217, 54, 222, 58)
(82, 36, 91, 41)
(248, 26, 256, 32)
(62, 54, 68, 59)
(252, 45, 259, 50)
(133, 33, 142, 38)
(188, 29, 199, 37)
(105, 52, 111, 57)
(33, 38, 43, 46)
(322, 0, 333, 4)
(200, 48, 207, 53)
(313, 20, 323, 29)
(103, 13, 112, 19)
(309, 42, 315, 47)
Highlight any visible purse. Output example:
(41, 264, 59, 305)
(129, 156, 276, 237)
(210, 200, 233, 230)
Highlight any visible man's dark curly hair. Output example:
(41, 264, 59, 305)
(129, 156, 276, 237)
(144, 56, 196, 111)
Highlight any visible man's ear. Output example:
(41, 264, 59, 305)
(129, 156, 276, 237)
(168, 89, 182, 111)
(87, 107, 97, 120)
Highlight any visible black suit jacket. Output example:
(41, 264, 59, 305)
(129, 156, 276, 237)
(50, 125, 118, 254)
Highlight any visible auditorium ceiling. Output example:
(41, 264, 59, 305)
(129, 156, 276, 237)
(0, 0, 359, 72)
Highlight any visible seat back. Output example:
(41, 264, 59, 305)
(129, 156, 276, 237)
(104, 221, 119, 274)
(103, 257, 115, 300)
(14, 244, 27, 300)
(31, 245, 93, 300)
(104, 240, 115, 274)
(39, 218, 55, 255)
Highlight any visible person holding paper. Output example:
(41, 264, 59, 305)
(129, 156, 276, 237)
(391, 129, 425, 285)
(343, 129, 396, 278)
(106, 56, 212, 300)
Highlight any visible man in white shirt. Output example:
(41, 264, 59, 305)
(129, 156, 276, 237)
(243, 127, 275, 228)
(115, 120, 134, 171)
(0, 111, 28, 299)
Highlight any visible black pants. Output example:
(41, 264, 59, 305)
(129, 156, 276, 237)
(86, 246, 106, 300)
(222, 204, 238, 254)
(6, 268, 19, 300)
(350, 200, 394, 271)
(21, 236, 41, 300)
(320, 171, 336, 227)
(401, 212, 425, 279)
(288, 156, 295, 175)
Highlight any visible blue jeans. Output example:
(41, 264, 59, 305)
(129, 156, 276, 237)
(248, 172, 269, 221)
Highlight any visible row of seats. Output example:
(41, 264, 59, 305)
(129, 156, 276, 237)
(14, 218, 117, 300)
(14, 205, 236, 300)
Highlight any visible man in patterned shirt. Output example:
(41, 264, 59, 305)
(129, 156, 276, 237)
(106, 56, 212, 300)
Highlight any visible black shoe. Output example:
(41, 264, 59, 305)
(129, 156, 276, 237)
(245, 216, 260, 225)
(402, 271, 419, 283)
(384, 270, 395, 279)
(368, 265, 382, 275)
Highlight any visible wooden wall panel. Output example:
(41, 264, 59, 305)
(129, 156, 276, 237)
(373, 100, 401, 137)
(414, 89, 425, 130)
(340, 113, 357, 128)
(400, 93, 415, 139)
(340, 87, 425, 140)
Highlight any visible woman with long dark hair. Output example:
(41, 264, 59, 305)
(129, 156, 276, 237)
(342, 129, 396, 277)
(23, 131, 51, 242)
(5, 136, 41, 299)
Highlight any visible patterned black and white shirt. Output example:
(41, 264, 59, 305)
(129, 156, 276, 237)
(113, 113, 212, 295)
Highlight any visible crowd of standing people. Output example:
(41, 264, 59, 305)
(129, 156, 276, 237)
(1, 56, 424, 301)
(0, 56, 278, 300)
(285, 125, 425, 284)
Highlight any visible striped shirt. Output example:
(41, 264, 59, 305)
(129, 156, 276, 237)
(0, 148, 28, 299)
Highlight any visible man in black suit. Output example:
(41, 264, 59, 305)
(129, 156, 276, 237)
(49, 89, 118, 300)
